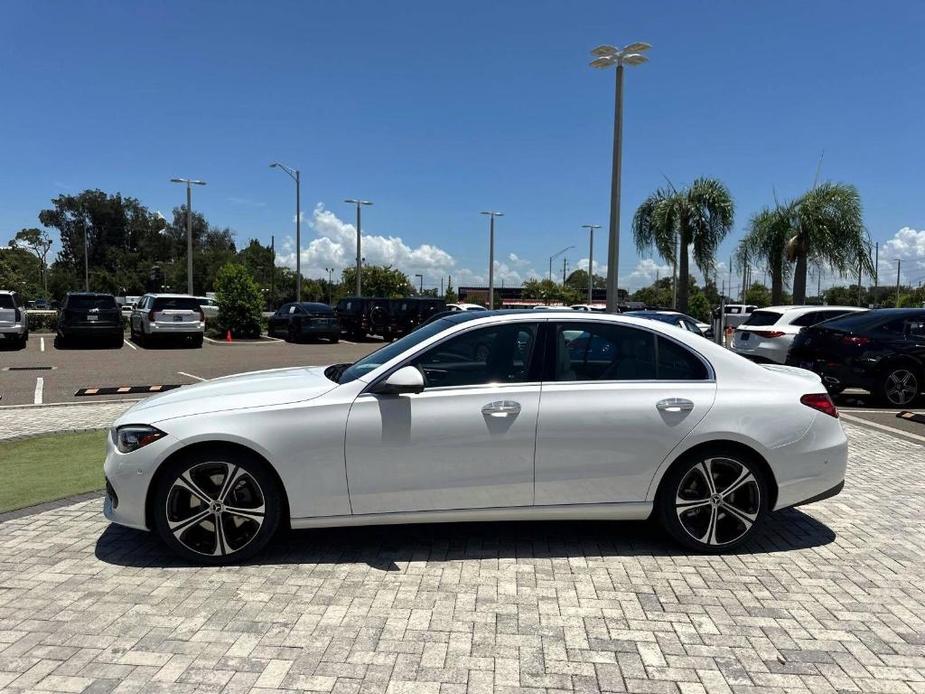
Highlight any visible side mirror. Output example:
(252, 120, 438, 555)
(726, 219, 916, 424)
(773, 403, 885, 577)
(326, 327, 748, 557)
(372, 366, 424, 395)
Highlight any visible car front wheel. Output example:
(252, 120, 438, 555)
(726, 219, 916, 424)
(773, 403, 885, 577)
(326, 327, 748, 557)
(879, 366, 919, 407)
(153, 451, 281, 564)
(657, 451, 768, 552)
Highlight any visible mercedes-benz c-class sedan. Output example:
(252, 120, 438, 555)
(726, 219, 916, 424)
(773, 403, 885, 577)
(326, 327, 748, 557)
(104, 310, 847, 564)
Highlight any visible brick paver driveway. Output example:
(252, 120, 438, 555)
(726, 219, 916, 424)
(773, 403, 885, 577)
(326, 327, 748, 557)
(0, 422, 922, 693)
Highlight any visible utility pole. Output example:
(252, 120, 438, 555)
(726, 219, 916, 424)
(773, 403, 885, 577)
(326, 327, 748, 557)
(672, 231, 679, 309)
(415, 274, 424, 293)
(874, 241, 879, 304)
(270, 235, 275, 307)
(480, 211, 503, 309)
(269, 163, 301, 300)
(83, 225, 89, 292)
(857, 255, 863, 306)
(170, 177, 207, 295)
(896, 259, 902, 306)
(581, 224, 601, 305)
(440, 277, 444, 297)
(345, 199, 373, 296)
(562, 257, 568, 284)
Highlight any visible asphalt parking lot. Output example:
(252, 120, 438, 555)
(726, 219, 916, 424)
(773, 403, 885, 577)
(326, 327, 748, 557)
(0, 333, 380, 407)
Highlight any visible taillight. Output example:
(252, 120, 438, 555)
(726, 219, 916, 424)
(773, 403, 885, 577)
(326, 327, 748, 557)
(752, 330, 785, 338)
(842, 335, 870, 347)
(148, 309, 156, 322)
(800, 393, 839, 418)
(198, 309, 205, 322)
(14, 308, 21, 322)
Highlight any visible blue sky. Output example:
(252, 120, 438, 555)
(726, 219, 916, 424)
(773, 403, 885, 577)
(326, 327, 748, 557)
(2, 0, 923, 293)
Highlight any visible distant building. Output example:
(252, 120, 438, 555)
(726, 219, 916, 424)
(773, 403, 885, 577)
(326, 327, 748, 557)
(458, 286, 625, 307)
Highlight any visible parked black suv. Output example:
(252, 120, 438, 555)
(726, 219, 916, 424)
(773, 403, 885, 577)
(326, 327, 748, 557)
(335, 297, 446, 340)
(389, 298, 446, 339)
(57, 292, 123, 347)
(786, 308, 925, 406)
(267, 302, 339, 343)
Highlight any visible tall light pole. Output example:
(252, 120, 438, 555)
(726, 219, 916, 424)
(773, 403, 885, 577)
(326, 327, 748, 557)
(345, 199, 373, 296)
(82, 224, 89, 291)
(170, 178, 207, 295)
(415, 273, 424, 293)
(590, 41, 651, 312)
(582, 224, 601, 304)
(549, 245, 573, 283)
(270, 162, 301, 301)
(481, 211, 503, 308)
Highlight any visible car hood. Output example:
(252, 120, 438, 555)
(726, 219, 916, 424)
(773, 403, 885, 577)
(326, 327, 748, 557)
(115, 365, 338, 425)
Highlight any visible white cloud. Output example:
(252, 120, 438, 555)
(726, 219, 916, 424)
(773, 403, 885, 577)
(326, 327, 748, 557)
(275, 204, 541, 290)
(880, 227, 925, 285)
(625, 258, 672, 290)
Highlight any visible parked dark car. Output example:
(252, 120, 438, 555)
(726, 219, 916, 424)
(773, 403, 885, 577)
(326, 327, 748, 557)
(57, 292, 123, 347)
(786, 308, 925, 406)
(268, 302, 339, 343)
(334, 297, 392, 339)
(388, 298, 446, 339)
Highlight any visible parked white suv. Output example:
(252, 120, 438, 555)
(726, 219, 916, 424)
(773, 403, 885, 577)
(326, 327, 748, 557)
(130, 294, 205, 347)
(731, 305, 866, 364)
(0, 290, 28, 348)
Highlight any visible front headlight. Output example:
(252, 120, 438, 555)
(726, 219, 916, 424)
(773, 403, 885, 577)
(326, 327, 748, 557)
(113, 425, 166, 453)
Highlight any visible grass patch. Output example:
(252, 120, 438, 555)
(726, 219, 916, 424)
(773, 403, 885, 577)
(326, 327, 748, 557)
(0, 430, 107, 513)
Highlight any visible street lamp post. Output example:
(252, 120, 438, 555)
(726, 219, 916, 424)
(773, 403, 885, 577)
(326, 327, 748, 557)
(345, 199, 373, 296)
(481, 211, 503, 308)
(325, 267, 335, 304)
(82, 224, 89, 291)
(581, 224, 601, 305)
(548, 245, 574, 283)
(415, 273, 424, 294)
(269, 162, 301, 301)
(590, 41, 651, 312)
(170, 178, 207, 295)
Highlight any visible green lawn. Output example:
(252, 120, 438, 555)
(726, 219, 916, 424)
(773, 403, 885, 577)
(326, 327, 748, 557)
(0, 430, 107, 513)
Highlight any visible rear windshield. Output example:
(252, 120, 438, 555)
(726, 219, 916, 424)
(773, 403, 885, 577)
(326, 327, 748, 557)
(153, 297, 201, 311)
(824, 310, 925, 332)
(0, 295, 15, 309)
(301, 303, 333, 316)
(741, 310, 782, 327)
(68, 294, 117, 310)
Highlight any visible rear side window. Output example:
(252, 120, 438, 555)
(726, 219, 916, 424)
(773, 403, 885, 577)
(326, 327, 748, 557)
(68, 294, 117, 310)
(0, 295, 15, 309)
(791, 309, 853, 327)
(742, 310, 782, 327)
(657, 336, 709, 380)
(302, 303, 333, 316)
(152, 297, 201, 311)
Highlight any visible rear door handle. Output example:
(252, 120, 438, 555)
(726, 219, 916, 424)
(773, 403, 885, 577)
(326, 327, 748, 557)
(656, 398, 694, 413)
(481, 400, 521, 417)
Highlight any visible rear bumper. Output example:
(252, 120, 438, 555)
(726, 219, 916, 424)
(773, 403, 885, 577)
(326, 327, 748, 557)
(298, 324, 339, 336)
(59, 324, 122, 338)
(780, 480, 844, 510)
(148, 321, 204, 334)
(0, 325, 27, 338)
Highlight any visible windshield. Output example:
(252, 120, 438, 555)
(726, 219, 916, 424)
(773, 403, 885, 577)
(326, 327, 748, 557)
(337, 318, 453, 384)
(742, 310, 782, 327)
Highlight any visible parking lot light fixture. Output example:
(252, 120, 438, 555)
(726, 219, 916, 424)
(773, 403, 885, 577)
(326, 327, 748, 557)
(481, 211, 503, 308)
(170, 178, 207, 296)
(270, 162, 302, 302)
(582, 224, 602, 304)
(345, 200, 373, 296)
(590, 41, 650, 311)
(415, 273, 424, 293)
(549, 245, 573, 283)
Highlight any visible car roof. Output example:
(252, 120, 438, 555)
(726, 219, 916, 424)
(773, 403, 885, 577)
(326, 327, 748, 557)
(147, 293, 196, 298)
(66, 291, 114, 296)
(758, 305, 864, 313)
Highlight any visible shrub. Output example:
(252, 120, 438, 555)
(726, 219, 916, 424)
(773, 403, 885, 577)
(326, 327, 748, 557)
(214, 264, 263, 338)
(27, 311, 58, 332)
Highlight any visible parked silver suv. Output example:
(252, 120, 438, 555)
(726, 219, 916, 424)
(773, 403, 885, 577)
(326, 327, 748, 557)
(0, 290, 28, 349)
(130, 293, 205, 347)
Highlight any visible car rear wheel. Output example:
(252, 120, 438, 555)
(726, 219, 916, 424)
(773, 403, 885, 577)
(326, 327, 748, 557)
(287, 324, 300, 343)
(657, 450, 768, 553)
(153, 451, 281, 565)
(879, 366, 919, 407)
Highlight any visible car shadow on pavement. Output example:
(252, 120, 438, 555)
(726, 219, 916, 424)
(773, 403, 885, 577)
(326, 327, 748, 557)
(94, 508, 835, 571)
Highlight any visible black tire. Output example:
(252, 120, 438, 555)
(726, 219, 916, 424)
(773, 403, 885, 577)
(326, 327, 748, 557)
(112, 335, 124, 349)
(657, 448, 769, 553)
(191, 335, 204, 349)
(329, 335, 339, 344)
(152, 448, 282, 565)
(287, 324, 300, 344)
(877, 364, 920, 407)
(54, 333, 65, 349)
(17, 334, 28, 350)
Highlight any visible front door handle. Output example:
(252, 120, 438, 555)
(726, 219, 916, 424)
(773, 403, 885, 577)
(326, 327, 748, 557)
(656, 398, 694, 413)
(481, 400, 521, 417)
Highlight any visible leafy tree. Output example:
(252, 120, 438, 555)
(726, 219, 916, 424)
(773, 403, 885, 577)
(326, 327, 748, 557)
(340, 265, 412, 297)
(743, 282, 772, 308)
(687, 292, 711, 322)
(214, 264, 263, 338)
(787, 182, 871, 303)
(0, 247, 42, 300)
(444, 276, 458, 303)
(522, 278, 580, 305)
(632, 177, 735, 313)
(738, 205, 792, 304)
(565, 268, 605, 293)
(12, 228, 53, 294)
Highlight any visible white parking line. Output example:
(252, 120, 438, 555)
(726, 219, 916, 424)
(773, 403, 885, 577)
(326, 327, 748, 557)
(40, 337, 45, 352)
(840, 413, 925, 443)
(123, 339, 137, 350)
(177, 371, 206, 382)
(33, 377, 44, 405)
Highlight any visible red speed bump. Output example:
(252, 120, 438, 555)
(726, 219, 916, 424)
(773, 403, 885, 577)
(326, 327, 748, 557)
(75, 384, 184, 397)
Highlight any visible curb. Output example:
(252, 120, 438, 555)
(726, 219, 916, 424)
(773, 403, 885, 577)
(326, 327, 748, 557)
(0, 491, 103, 525)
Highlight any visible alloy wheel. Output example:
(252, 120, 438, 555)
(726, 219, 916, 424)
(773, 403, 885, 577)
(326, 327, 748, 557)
(885, 369, 917, 406)
(674, 457, 761, 547)
(165, 462, 266, 557)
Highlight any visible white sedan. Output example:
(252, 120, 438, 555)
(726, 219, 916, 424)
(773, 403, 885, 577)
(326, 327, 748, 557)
(104, 311, 848, 564)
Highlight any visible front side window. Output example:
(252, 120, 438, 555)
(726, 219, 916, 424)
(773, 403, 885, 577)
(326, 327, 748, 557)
(553, 322, 709, 381)
(410, 323, 539, 388)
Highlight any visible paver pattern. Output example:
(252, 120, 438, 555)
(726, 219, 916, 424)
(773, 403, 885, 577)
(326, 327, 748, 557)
(0, 422, 922, 693)
(0, 402, 135, 441)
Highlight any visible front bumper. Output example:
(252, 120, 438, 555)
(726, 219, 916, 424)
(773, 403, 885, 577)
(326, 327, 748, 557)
(102, 429, 174, 531)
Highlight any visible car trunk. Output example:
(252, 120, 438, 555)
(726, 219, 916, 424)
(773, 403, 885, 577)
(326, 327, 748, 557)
(63, 297, 120, 326)
(151, 298, 203, 324)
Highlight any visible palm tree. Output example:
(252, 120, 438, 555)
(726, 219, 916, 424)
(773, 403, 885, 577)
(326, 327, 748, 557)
(738, 204, 793, 305)
(632, 177, 734, 313)
(787, 182, 871, 303)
